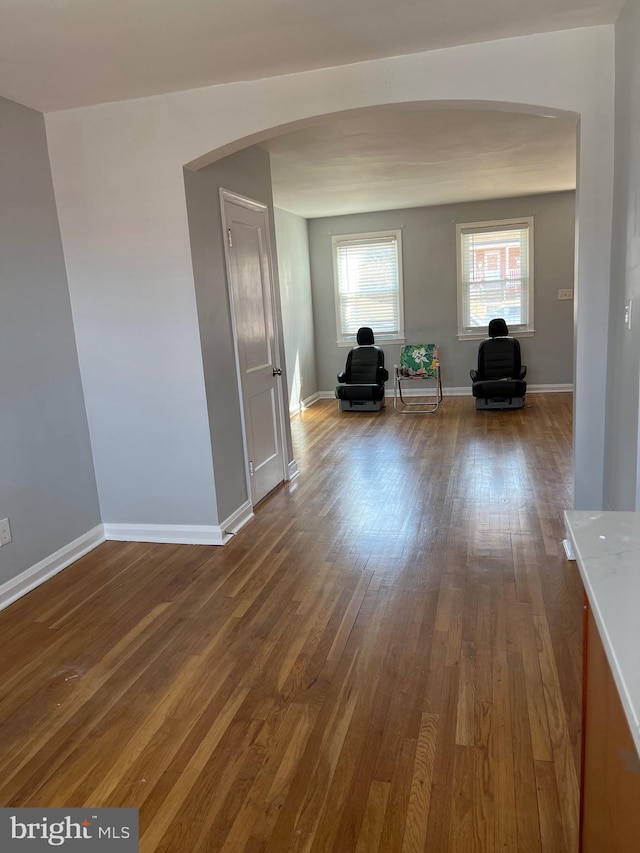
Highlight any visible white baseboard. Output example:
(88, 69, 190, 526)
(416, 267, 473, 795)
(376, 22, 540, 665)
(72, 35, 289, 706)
(0, 503, 259, 613)
(105, 520, 235, 547)
(104, 523, 221, 545)
(104, 501, 254, 546)
(562, 538, 576, 560)
(318, 383, 573, 403)
(303, 392, 321, 408)
(398, 385, 471, 399)
(287, 459, 300, 480)
(319, 383, 573, 400)
(0, 524, 105, 613)
(386, 384, 573, 397)
(220, 501, 254, 538)
(432, 384, 572, 396)
(290, 392, 321, 416)
(527, 384, 573, 393)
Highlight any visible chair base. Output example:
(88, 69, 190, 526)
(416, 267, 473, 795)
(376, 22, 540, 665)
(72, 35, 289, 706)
(393, 373, 443, 414)
(475, 396, 525, 410)
(471, 377, 527, 410)
(338, 398, 385, 412)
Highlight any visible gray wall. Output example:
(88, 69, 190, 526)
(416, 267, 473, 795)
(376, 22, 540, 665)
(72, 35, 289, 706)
(604, 0, 640, 509)
(308, 192, 575, 392)
(0, 97, 100, 585)
(274, 208, 318, 410)
(184, 146, 293, 520)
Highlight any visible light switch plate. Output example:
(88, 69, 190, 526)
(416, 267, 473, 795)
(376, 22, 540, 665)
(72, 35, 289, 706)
(625, 299, 633, 330)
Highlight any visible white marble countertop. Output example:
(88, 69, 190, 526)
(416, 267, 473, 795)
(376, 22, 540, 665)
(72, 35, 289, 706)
(564, 510, 640, 757)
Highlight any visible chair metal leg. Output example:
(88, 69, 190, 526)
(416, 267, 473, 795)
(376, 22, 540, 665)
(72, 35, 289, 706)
(393, 369, 443, 413)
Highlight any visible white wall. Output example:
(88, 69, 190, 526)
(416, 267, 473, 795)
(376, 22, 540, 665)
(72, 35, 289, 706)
(308, 192, 575, 392)
(605, 0, 640, 509)
(0, 97, 100, 585)
(274, 208, 318, 411)
(184, 145, 290, 522)
(46, 25, 615, 515)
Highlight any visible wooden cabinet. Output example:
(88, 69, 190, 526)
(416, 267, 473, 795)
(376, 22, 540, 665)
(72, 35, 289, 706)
(580, 601, 640, 852)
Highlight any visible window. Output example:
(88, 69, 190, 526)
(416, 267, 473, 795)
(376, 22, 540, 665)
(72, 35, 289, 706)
(456, 217, 534, 338)
(332, 230, 404, 344)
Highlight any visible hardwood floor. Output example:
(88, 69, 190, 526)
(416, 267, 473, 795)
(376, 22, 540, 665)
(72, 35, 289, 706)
(0, 394, 582, 852)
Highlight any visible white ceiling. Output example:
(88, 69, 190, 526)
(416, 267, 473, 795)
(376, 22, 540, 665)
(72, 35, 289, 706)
(263, 106, 578, 218)
(0, 0, 623, 114)
(0, 1, 611, 218)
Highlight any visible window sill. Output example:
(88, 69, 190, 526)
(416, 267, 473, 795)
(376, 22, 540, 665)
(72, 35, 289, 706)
(337, 337, 406, 348)
(457, 329, 535, 341)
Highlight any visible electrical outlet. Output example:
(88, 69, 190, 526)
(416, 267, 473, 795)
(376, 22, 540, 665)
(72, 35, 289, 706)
(0, 518, 11, 546)
(557, 289, 573, 300)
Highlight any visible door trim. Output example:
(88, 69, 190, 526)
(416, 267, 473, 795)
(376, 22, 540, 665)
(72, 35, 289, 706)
(219, 188, 288, 507)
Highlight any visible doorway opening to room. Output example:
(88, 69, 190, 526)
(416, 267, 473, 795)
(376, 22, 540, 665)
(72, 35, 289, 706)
(184, 101, 578, 513)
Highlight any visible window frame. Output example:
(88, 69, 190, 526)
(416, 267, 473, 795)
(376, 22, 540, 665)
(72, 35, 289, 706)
(332, 229, 405, 347)
(456, 216, 535, 340)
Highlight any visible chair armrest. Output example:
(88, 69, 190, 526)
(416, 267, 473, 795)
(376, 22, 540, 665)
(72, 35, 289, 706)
(470, 369, 478, 381)
(518, 366, 527, 380)
(337, 371, 346, 383)
(377, 367, 389, 383)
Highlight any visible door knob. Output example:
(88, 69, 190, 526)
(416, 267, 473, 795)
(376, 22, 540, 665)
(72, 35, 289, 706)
(273, 367, 282, 376)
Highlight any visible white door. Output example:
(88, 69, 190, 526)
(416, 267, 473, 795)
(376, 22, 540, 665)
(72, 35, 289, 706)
(221, 190, 286, 506)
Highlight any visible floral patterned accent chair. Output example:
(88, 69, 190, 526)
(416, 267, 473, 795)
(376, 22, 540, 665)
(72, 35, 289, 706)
(393, 344, 443, 413)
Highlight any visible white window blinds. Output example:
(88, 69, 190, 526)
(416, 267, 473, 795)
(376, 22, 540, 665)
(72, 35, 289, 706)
(333, 232, 403, 342)
(458, 219, 533, 334)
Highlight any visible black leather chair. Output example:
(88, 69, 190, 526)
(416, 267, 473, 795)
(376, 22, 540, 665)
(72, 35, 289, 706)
(470, 318, 527, 409)
(335, 327, 389, 411)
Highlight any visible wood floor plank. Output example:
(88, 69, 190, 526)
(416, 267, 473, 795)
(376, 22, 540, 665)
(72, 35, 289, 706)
(509, 648, 543, 852)
(450, 744, 476, 851)
(533, 613, 581, 852)
(535, 759, 568, 853)
(0, 394, 582, 851)
(491, 648, 518, 851)
(424, 664, 460, 851)
(401, 712, 438, 853)
(355, 780, 390, 853)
